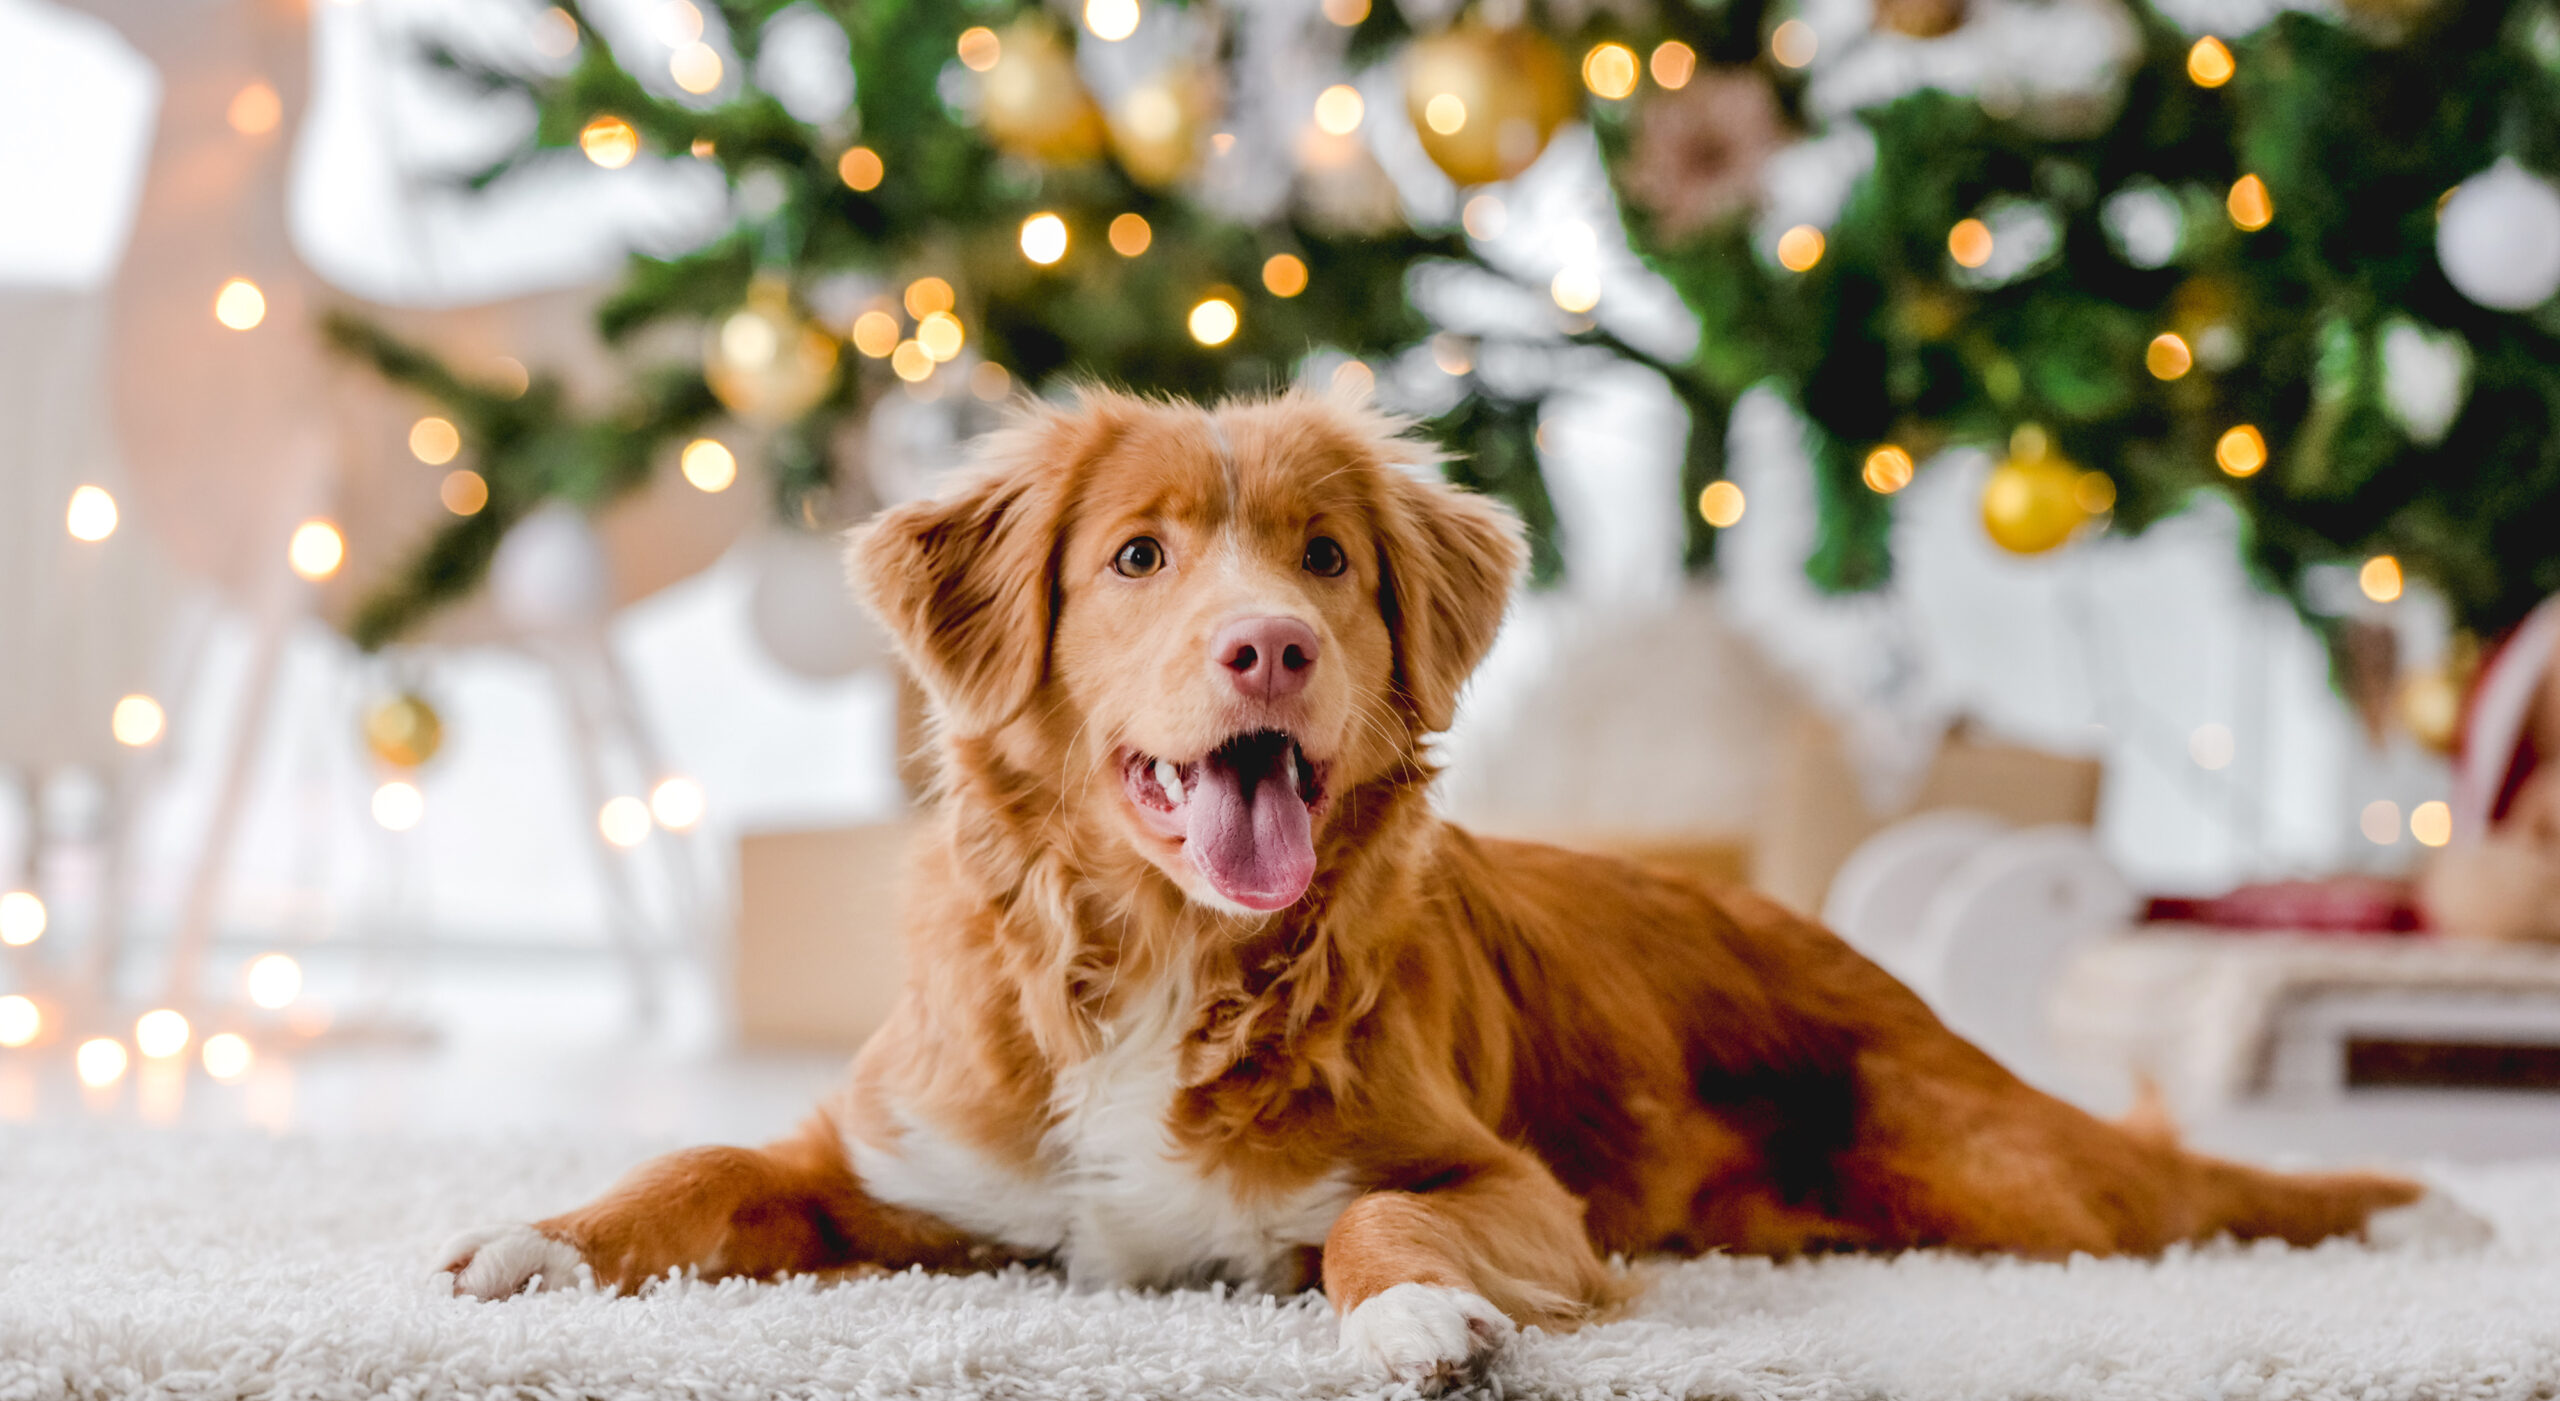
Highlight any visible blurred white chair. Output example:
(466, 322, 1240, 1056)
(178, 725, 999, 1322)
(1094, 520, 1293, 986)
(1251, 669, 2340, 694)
(1826, 814, 2137, 1103)
(1822, 809, 2010, 985)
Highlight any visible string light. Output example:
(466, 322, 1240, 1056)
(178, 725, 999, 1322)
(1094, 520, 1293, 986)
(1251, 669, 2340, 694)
(956, 26, 1000, 70)
(656, 0, 704, 45)
(970, 362, 1013, 402)
(1551, 264, 1602, 312)
(372, 780, 424, 831)
(1313, 84, 1365, 136)
(2361, 799, 2402, 845)
(1423, 94, 1467, 135)
(2187, 36, 2234, 87)
(1322, 0, 1369, 23)
(2216, 424, 2267, 476)
(838, 146, 883, 191)
(670, 42, 722, 93)
(2411, 800, 2453, 848)
(1948, 218, 1994, 269)
(2075, 472, 2117, 515)
(1770, 19, 1818, 67)
(1583, 43, 1639, 100)
(1776, 226, 1825, 272)
(891, 341, 935, 382)
(1263, 254, 1309, 298)
(288, 519, 345, 581)
(2188, 722, 2235, 770)
(1189, 297, 1240, 346)
(1432, 334, 1473, 376)
(112, 694, 165, 748)
(651, 776, 707, 831)
(1698, 481, 1747, 528)
(1863, 445, 1915, 494)
(491, 357, 530, 398)
(2360, 554, 2404, 603)
(1020, 213, 1069, 265)
(531, 7, 579, 58)
(0, 994, 37, 1048)
(917, 311, 966, 361)
(135, 1010, 190, 1060)
(1331, 360, 1375, 399)
(600, 796, 653, 847)
(202, 1032, 254, 1082)
(214, 278, 266, 330)
(904, 278, 954, 318)
(1085, 0, 1140, 41)
(0, 891, 45, 947)
(246, 953, 302, 1010)
(66, 485, 118, 541)
(2146, 333, 2194, 380)
(1109, 213, 1152, 256)
(850, 310, 899, 358)
(440, 470, 488, 516)
(1650, 41, 1697, 89)
(2227, 174, 2273, 231)
(409, 416, 460, 465)
(681, 438, 738, 491)
(1462, 195, 1506, 240)
(228, 82, 282, 135)
(579, 115, 639, 168)
(76, 1038, 128, 1089)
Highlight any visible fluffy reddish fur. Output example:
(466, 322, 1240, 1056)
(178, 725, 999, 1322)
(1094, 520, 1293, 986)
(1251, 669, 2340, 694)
(451, 390, 2419, 1356)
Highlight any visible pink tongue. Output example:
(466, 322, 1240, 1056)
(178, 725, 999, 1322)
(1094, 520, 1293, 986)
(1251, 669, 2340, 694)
(1184, 744, 1314, 911)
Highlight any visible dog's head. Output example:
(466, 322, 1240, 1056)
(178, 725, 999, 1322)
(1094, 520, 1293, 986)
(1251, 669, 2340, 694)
(851, 389, 1523, 915)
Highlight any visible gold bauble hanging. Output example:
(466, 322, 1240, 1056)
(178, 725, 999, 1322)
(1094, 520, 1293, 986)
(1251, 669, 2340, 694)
(1980, 427, 2092, 555)
(1402, 24, 1578, 187)
(1875, 0, 1968, 38)
(981, 21, 1108, 166)
(1109, 67, 1216, 188)
(363, 692, 444, 769)
(703, 276, 840, 426)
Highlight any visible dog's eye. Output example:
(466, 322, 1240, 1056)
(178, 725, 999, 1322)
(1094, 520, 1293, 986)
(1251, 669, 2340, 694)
(1302, 536, 1348, 578)
(1113, 537, 1165, 578)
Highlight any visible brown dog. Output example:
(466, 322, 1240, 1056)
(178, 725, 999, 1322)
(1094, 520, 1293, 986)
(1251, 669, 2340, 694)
(442, 389, 2450, 1384)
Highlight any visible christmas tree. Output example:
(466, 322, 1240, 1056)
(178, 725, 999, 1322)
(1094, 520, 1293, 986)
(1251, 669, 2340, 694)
(336, 0, 2560, 667)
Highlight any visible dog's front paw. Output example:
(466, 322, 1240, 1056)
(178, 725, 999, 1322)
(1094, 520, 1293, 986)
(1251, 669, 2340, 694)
(2366, 1189, 2495, 1253)
(1340, 1283, 1513, 1389)
(438, 1223, 589, 1299)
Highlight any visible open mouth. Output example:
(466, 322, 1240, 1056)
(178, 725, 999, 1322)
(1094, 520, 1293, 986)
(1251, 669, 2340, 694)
(1123, 731, 1329, 912)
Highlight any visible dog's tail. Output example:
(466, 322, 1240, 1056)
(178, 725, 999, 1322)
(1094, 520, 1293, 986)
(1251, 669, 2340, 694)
(2175, 1152, 2424, 1247)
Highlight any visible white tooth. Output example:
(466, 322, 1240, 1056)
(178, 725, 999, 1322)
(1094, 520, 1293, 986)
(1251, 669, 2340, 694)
(1285, 749, 1299, 791)
(1155, 759, 1185, 806)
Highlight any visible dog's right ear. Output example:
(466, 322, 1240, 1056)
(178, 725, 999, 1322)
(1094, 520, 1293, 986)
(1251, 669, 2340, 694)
(847, 422, 1074, 736)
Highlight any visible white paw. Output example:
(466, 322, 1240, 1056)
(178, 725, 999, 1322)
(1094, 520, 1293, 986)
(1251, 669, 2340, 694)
(438, 1223, 589, 1299)
(1340, 1283, 1513, 1387)
(2366, 1190, 2495, 1253)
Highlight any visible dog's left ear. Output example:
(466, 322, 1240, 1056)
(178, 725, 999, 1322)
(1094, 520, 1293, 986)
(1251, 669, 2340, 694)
(1375, 469, 1526, 733)
(848, 432, 1072, 735)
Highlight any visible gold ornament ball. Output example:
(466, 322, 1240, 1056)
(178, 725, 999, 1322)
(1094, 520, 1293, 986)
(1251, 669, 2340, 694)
(1875, 0, 1968, 37)
(703, 278, 840, 426)
(1403, 25, 1578, 187)
(1980, 448, 2090, 556)
(1109, 69, 1215, 188)
(981, 21, 1108, 166)
(363, 692, 444, 769)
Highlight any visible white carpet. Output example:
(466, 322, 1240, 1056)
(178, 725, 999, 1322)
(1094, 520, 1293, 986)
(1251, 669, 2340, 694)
(2, 1123, 2552, 1400)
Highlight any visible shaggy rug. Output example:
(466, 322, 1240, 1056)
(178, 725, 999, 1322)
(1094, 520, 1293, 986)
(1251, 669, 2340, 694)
(1, 1123, 2550, 1400)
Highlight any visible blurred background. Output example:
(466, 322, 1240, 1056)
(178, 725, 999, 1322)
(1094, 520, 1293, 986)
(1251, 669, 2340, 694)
(6, 0, 2559, 1159)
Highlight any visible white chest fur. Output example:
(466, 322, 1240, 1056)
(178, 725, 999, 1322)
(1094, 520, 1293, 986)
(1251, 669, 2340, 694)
(850, 980, 1353, 1292)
